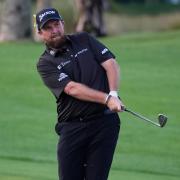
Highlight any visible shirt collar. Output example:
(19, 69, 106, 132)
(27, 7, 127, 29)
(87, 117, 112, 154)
(46, 35, 72, 57)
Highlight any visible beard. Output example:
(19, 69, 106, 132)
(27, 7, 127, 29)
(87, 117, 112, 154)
(45, 33, 66, 49)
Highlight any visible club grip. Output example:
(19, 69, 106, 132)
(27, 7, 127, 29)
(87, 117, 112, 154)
(121, 106, 126, 111)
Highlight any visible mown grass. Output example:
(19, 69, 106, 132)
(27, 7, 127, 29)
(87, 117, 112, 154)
(0, 30, 180, 180)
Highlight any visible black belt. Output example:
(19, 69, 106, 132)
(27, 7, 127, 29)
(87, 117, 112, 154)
(68, 109, 115, 122)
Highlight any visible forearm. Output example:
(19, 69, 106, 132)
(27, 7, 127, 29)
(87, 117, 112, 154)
(106, 64, 119, 91)
(101, 58, 120, 91)
(64, 81, 107, 104)
(64, 81, 124, 112)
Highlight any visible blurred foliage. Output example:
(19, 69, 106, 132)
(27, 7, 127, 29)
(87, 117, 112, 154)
(31, 0, 75, 33)
(109, 0, 180, 15)
(1, 0, 180, 37)
(113, 0, 173, 3)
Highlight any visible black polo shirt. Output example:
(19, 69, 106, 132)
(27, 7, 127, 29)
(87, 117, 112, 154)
(37, 32, 115, 122)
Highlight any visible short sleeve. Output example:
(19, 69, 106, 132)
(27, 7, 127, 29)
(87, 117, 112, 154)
(37, 58, 71, 98)
(87, 33, 115, 64)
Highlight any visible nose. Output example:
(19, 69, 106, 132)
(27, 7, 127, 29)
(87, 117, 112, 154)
(51, 26, 59, 34)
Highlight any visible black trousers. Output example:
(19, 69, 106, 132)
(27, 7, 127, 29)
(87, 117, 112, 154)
(56, 113, 120, 180)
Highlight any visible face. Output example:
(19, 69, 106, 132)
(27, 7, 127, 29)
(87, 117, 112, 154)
(38, 20, 65, 48)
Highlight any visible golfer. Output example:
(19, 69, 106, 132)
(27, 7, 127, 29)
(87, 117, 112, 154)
(35, 8, 124, 180)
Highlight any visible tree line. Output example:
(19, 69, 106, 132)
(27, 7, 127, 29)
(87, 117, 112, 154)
(0, 0, 179, 42)
(0, 0, 52, 42)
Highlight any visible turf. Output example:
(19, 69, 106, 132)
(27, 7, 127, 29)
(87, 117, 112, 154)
(0, 30, 180, 180)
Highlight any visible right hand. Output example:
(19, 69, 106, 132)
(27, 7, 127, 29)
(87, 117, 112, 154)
(106, 96, 124, 112)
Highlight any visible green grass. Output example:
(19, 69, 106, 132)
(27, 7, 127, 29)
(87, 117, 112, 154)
(0, 30, 180, 180)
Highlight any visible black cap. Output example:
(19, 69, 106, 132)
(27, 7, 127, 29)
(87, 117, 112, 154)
(36, 8, 63, 30)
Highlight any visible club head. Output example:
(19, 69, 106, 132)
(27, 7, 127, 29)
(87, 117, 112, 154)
(158, 114, 168, 127)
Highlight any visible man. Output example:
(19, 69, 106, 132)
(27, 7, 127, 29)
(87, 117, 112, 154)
(35, 8, 124, 180)
(87, 0, 108, 37)
(75, 0, 107, 37)
(74, 0, 87, 33)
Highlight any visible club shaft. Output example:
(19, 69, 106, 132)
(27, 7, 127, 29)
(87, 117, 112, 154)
(124, 108, 161, 127)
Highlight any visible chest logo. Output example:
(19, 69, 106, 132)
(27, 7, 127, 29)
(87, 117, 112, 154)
(57, 60, 71, 70)
(74, 48, 88, 57)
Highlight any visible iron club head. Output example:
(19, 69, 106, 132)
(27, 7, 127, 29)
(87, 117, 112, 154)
(158, 114, 168, 127)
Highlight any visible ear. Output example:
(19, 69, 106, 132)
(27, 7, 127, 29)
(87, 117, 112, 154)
(60, 20, 65, 27)
(38, 30, 42, 35)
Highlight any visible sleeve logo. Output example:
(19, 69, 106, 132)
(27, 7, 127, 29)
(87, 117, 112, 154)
(101, 48, 108, 55)
(58, 73, 68, 82)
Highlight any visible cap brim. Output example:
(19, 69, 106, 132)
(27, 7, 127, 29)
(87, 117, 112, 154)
(40, 17, 61, 29)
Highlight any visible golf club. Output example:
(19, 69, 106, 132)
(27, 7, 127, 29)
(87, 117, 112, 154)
(121, 106, 168, 128)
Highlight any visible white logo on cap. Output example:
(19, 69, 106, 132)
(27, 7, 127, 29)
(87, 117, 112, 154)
(39, 10, 56, 22)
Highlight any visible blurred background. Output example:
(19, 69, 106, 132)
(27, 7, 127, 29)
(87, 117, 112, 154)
(0, 0, 180, 180)
(0, 0, 180, 40)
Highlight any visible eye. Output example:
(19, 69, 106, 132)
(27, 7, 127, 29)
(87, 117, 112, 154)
(54, 21, 60, 27)
(43, 26, 52, 31)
